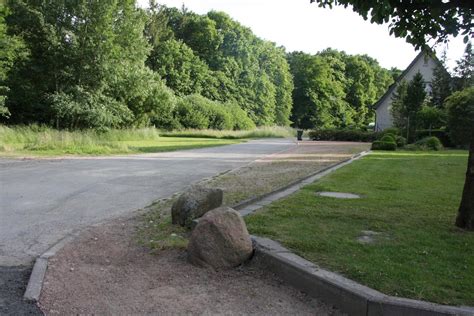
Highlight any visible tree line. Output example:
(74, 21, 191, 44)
(0, 1, 470, 133)
(0, 0, 400, 131)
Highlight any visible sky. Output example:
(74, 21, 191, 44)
(137, 0, 467, 72)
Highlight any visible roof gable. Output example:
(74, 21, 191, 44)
(374, 51, 442, 110)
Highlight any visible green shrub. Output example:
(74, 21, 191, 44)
(415, 136, 443, 151)
(172, 95, 254, 131)
(446, 87, 474, 147)
(226, 102, 256, 130)
(415, 129, 452, 147)
(395, 135, 407, 147)
(380, 134, 396, 142)
(174, 97, 210, 129)
(403, 144, 420, 151)
(308, 129, 378, 142)
(380, 128, 400, 136)
(48, 86, 133, 129)
(371, 140, 397, 151)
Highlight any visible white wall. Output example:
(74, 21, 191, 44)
(375, 53, 437, 131)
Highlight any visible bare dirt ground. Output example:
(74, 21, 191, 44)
(205, 141, 370, 205)
(39, 141, 368, 315)
(39, 218, 343, 315)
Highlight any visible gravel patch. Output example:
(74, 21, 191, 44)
(39, 218, 343, 315)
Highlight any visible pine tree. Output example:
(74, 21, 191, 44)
(453, 42, 473, 91)
(390, 80, 408, 129)
(430, 50, 451, 108)
(404, 72, 427, 141)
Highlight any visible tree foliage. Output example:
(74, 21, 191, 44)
(446, 87, 474, 147)
(2, 1, 399, 131)
(4, 0, 157, 128)
(430, 51, 452, 108)
(288, 49, 392, 129)
(311, 0, 474, 49)
(453, 42, 473, 91)
(0, 4, 25, 118)
(391, 72, 427, 140)
(145, 6, 294, 126)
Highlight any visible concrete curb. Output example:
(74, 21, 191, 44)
(23, 234, 76, 302)
(252, 236, 474, 316)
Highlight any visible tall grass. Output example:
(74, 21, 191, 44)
(0, 125, 293, 156)
(161, 126, 296, 139)
(0, 125, 160, 154)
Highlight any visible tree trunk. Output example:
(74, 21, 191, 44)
(455, 131, 474, 230)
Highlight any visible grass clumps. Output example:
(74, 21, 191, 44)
(0, 125, 241, 156)
(137, 199, 189, 251)
(162, 126, 295, 139)
(246, 150, 472, 305)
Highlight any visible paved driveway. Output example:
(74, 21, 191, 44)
(0, 138, 295, 266)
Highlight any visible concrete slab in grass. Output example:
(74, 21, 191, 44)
(317, 192, 361, 199)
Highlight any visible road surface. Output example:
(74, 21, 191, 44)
(0, 138, 295, 266)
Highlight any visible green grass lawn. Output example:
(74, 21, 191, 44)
(246, 150, 473, 306)
(0, 126, 243, 156)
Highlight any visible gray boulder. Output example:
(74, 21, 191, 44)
(187, 206, 253, 269)
(171, 186, 223, 228)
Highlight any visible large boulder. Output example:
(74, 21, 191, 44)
(187, 206, 253, 269)
(171, 186, 223, 228)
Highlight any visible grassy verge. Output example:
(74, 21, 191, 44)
(245, 150, 473, 306)
(202, 142, 370, 205)
(137, 141, 370, 252)
(160, 126, 295, 139)
(0, 125, 241, 156)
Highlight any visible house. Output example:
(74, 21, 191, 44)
(374, 51, 440, 131)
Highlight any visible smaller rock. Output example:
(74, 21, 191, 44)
(187, 206, 253, 269)
(171, 186, 223, 228)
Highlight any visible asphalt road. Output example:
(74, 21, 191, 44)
(0, 138, 295, 314)
(0, 139, 295, 266)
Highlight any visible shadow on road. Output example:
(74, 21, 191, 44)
(0, 266, 42, 315)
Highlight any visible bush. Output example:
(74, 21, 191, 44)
(48, 86, 133, 129)
(308, 129, 377, 142)
(371, 141, 396, 151)
(415, 136, 443, 151)
(173, 95, 254, 131)
(395, 135, 407, 147)
(379, 128, 400, 136)
(226, 101, 256, 130)
(415, 129, 452, 147)
(446, 87, 474, 147)
(380, 134, 396, 142)
(174, 97, 210, 129)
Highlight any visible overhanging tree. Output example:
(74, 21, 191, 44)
(311, 0, 474, 230)
(310, 0, 473, 49)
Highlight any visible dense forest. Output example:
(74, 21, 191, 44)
(0, 0, 450, 131)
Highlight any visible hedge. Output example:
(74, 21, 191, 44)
(371, 141, 397, 151)
(308, 129, 378, 142)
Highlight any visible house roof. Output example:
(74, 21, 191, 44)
(374, 50, 441, 110)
